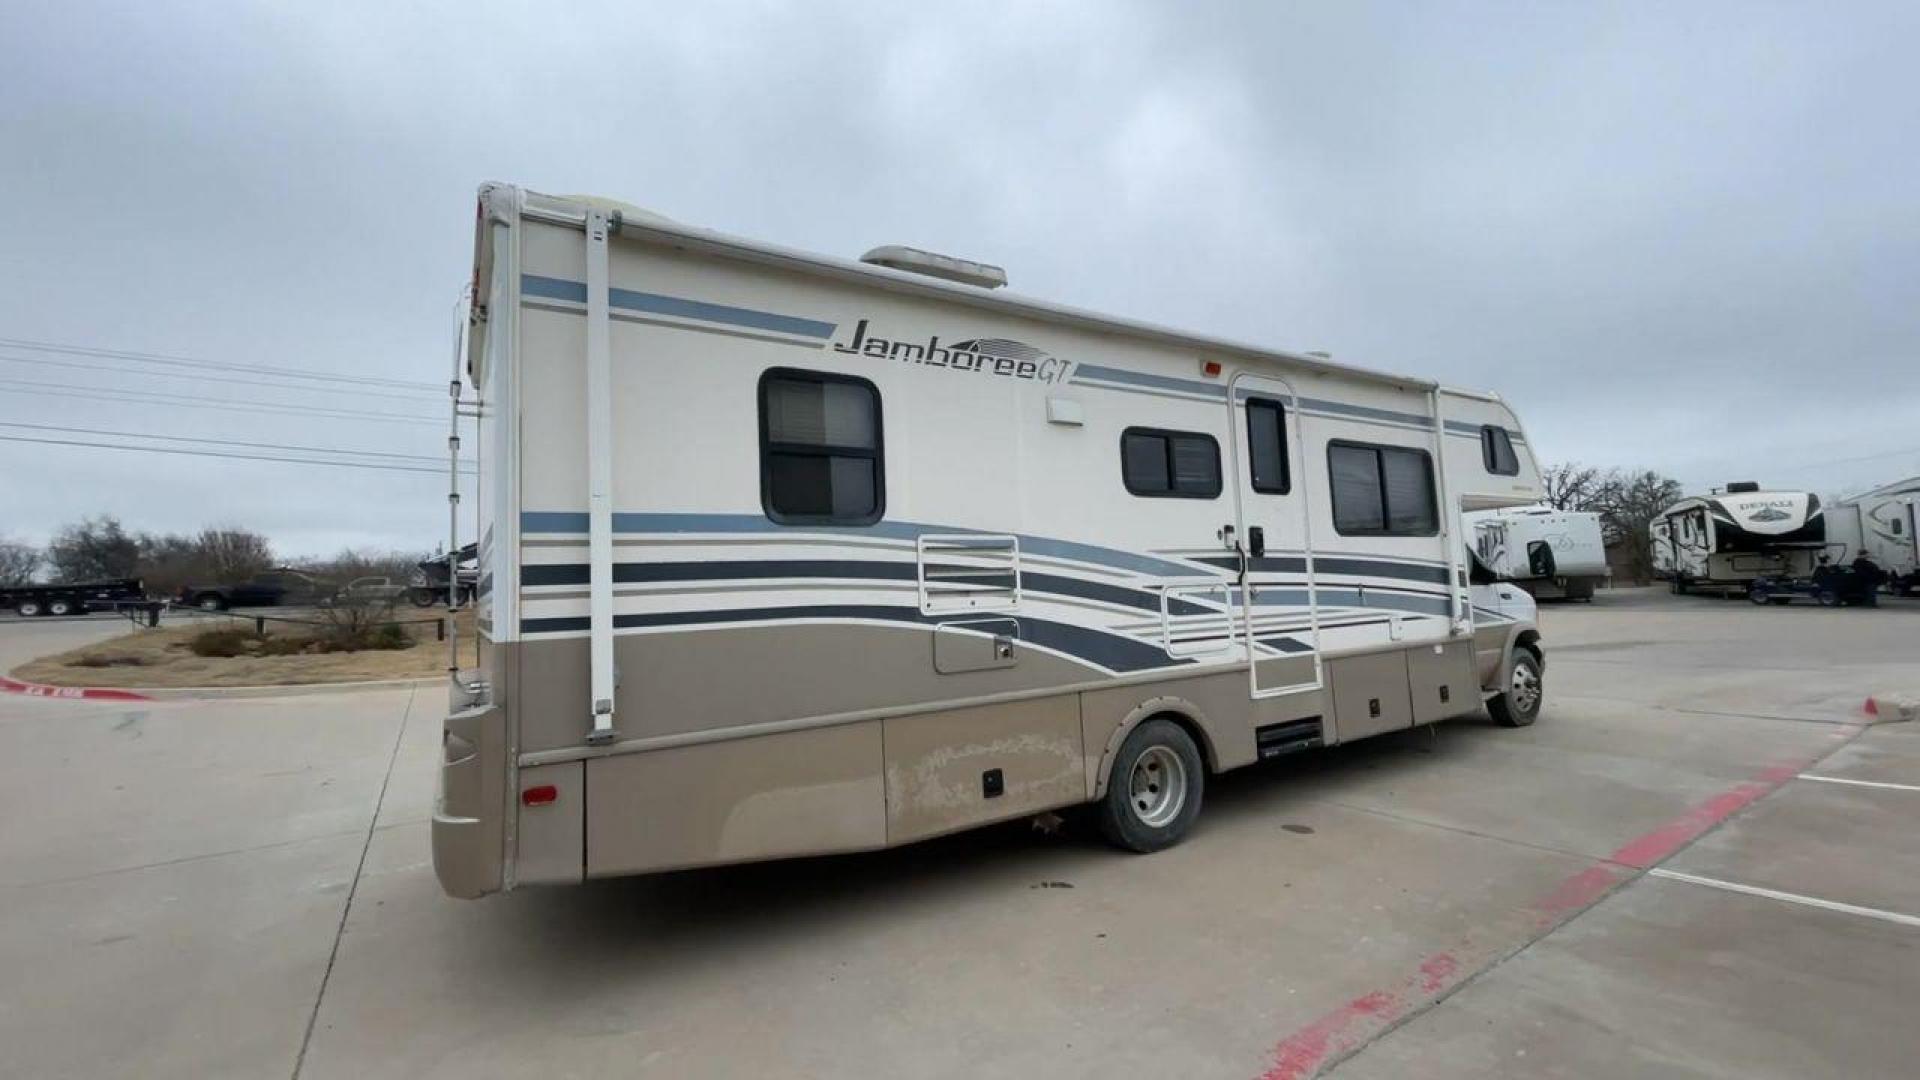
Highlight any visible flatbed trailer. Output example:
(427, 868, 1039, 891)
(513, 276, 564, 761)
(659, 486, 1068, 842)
(1, 578, 146, 618)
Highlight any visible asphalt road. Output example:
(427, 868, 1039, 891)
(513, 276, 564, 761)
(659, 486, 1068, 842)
(1, 588, 1915, 1078)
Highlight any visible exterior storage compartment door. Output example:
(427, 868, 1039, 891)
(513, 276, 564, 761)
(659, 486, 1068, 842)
(1407, 640, 1477, 724)
(1328, 651, 1413, 743)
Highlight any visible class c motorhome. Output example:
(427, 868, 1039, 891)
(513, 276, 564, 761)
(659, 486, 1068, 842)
(1828, 477, 1920, 594)
(1465, 505, 1609, 601)
(1650, 483, 1826, 593)
(433, 184, 1549, 899)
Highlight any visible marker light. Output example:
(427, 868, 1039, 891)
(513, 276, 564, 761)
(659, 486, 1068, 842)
(521, 784, 558, 806)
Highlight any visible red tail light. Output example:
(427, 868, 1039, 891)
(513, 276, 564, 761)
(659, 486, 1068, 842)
(521, 784, 558, 807)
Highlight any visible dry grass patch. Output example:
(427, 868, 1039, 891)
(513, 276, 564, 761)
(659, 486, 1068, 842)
(12, 609, 480, 688)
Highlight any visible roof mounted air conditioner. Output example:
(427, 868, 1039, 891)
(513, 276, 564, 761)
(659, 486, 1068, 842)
(860, 245, 1007, 289)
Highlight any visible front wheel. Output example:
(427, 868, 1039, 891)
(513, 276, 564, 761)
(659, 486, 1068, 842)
(1489, 650, 1543, 728)
(408, 587, 439, 608)
(1748, 586, 1770, 605)
(1815, 588, 1841, 608)
(1097, 718, 1204, 853)
(16, 600, 43, 617)
(196, 594, 227, 611)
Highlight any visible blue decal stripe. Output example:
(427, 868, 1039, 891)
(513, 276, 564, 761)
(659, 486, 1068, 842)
(518, 511, 1205, 579)
(519, 559, 1215, 616)
(521, 274, 836, 340)
(518, 605, 1190, 674)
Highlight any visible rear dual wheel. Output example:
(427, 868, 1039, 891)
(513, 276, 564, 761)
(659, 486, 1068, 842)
(1097, 719, 1204, 853)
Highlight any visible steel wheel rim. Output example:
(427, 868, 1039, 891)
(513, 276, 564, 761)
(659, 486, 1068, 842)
(1128, 745, 1187, 828)
(1511, 661, 1541, 713)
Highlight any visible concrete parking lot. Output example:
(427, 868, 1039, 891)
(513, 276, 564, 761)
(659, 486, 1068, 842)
(1, 588, 1915, 1079)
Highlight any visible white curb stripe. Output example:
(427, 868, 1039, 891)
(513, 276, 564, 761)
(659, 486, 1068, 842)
(1648, 868, 1920, 929)
(1797, 773, 1920, 793)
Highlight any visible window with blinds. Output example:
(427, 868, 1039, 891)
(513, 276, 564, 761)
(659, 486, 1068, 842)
(759, 369, 884, 525)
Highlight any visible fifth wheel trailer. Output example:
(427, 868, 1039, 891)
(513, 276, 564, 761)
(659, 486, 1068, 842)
(1826, 477, 1920, 594)
(1465, 505, 1608, 600)
(1651, 484, 1826, 594)
(433, 184, 1549, 899)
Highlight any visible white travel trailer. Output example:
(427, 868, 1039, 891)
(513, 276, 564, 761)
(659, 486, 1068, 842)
(1650, 483, 1826, 593)
(433, 184, 1548, 899)
(1828, 477, 1920, 594)
(1465, 505, 1609, 600)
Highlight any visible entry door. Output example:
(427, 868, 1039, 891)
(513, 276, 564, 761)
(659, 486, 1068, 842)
(1229, 371, 1322, 699)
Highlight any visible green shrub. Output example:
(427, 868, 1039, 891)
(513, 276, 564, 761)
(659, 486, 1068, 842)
(369, 622, 411, 650)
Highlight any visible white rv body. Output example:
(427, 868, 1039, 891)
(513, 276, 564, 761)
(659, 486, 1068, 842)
(1826, 477, 1920, 592)
(1650, 487, 1826, 592)
(434, 184, 1548, 898)
(1465, 505, 1608, 600)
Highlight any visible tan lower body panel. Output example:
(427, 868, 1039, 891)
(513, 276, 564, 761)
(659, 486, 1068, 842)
(502, 631, 1524, 884)
(584, 720, 886, 876)
(883, 697, 1085, 845)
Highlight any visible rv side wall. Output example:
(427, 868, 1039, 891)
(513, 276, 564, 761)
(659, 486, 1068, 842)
(436, 191, 1544, 894)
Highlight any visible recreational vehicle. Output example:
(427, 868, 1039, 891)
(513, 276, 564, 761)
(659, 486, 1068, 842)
(1465, 505, 1608, 600)
(433, 184, 1547, 899)
(1828, 477, 1920, 595)
(1650, 483, 1826, 594)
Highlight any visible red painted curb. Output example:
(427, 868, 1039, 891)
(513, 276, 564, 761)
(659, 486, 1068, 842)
(0, 676, 151, 702)
(1256, 749, 1843, 1080)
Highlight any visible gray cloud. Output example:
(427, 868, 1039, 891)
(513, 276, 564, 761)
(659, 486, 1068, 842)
(3, 1, 1916, 556)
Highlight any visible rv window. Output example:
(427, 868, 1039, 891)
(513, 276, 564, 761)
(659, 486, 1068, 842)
(1328, 441, 1438, 537)
(1481, 426, 1520, 476)
(759, 369, 884, 525)
(1246, 398, 1290, 494)
(1121, 427, 1221, 499)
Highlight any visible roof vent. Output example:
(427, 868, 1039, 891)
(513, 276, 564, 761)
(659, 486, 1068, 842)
(1725, 481, 1761, 494)
(860, 245, 1007, 289)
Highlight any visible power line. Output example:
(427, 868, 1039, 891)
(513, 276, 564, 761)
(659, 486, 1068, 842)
(0, 376, 443, 425)
(0, 433, 462, 475)
(0, 420, 473, 467)
(0, 350, 448, 404)
(0, 335, 445, 393)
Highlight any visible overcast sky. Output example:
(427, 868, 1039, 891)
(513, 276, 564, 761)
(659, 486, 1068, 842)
(3, 1, 1916, 558)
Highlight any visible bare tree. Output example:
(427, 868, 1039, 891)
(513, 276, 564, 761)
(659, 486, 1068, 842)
(134, 526, 275, 596)
(1592, 469, 1685, 584)
(0, 537, 41, 586)
(1540, 462, 1607, 511)
(46, 516, 141, 582)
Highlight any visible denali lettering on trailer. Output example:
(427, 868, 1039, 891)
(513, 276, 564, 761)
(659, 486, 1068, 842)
(834, 319, 1071, 384)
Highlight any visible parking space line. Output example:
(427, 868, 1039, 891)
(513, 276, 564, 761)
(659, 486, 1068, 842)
(1797, 774, 1920, 793)
(1648, 868, 1920, 929)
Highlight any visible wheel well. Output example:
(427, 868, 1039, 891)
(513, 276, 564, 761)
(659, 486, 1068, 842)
(1514, 629, 1542, 665)
(1142, 709, 1218, 775)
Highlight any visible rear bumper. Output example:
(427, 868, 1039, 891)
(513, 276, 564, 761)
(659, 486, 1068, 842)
(431, 701, 508, 899)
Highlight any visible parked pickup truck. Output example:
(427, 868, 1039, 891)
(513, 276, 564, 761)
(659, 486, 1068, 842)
(3, 578, 146, 617)
(175, 569, 323, 611)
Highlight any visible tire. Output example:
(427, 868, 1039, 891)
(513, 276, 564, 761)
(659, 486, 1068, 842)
(47, 598, 75, 616)
(1489, 649, 1543, 728)
(1748, 586, 1770, 605)
(408, 587, 439, 608)
(196, 594, 227, 612)
(16, 600, 43, 617)
(1097, 718, 1205, 853)
(1815, 589, 1841, 608)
